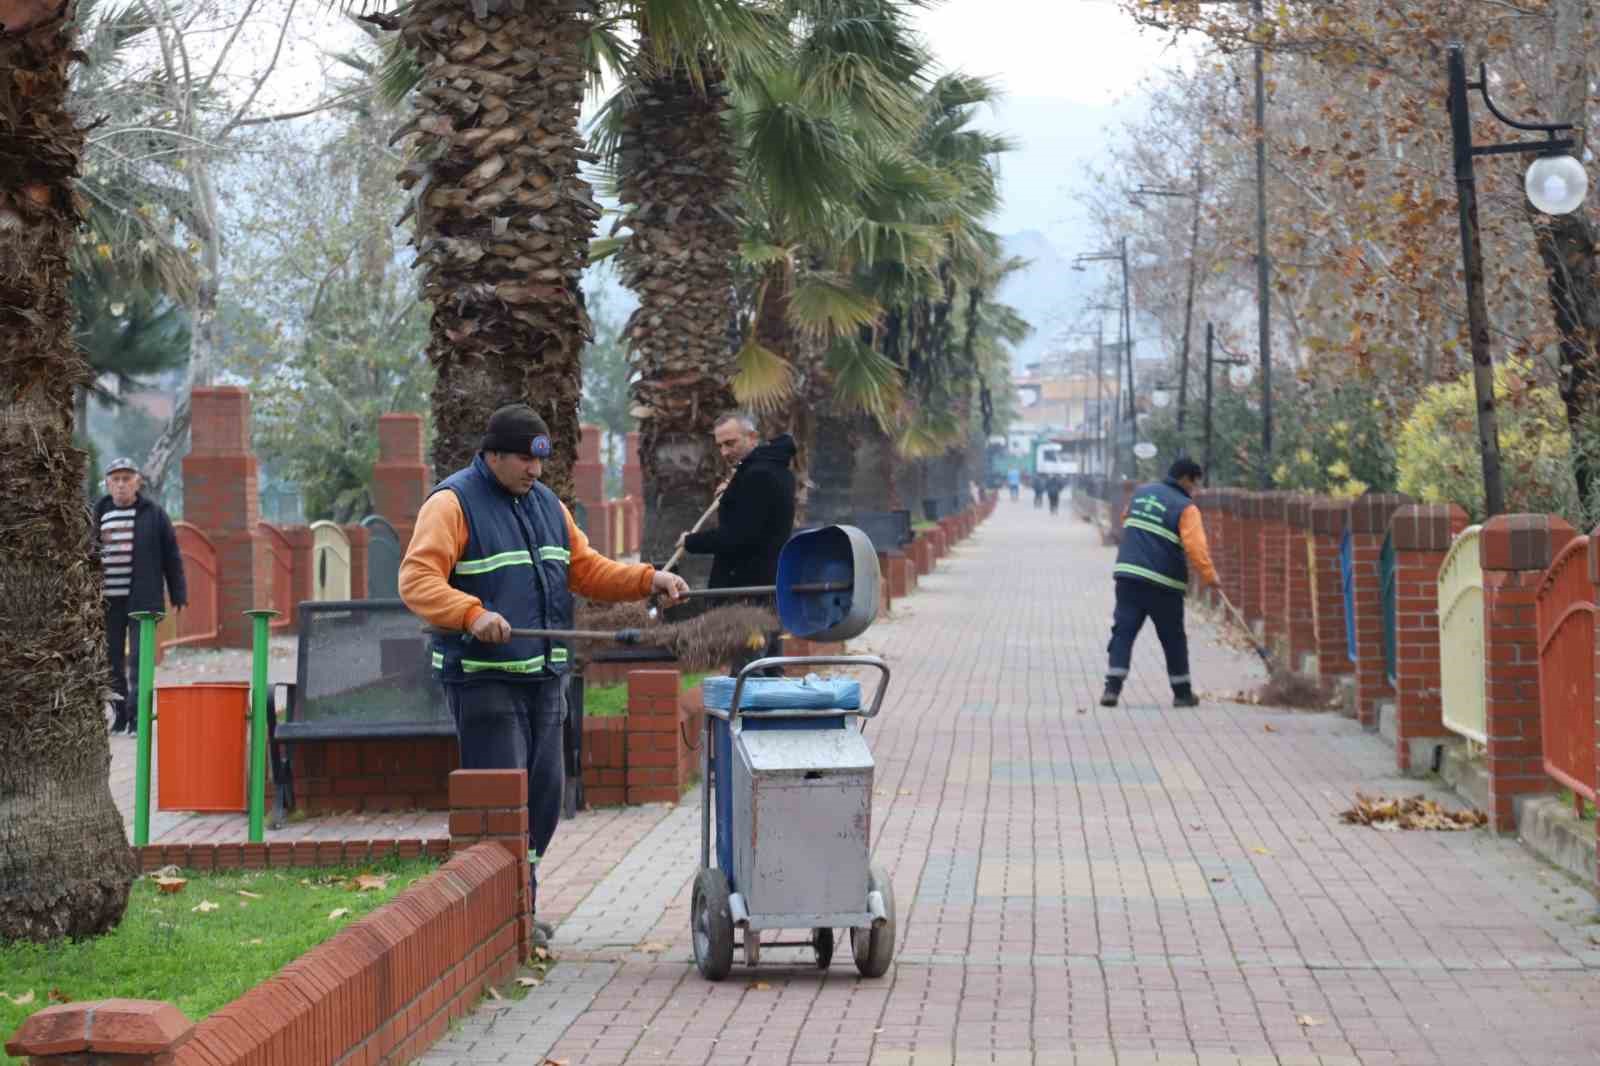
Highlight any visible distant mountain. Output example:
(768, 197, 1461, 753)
(996, 230, 1097, 369)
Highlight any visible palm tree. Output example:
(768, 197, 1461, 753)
(383, 0, 603, 496)
(0, 0, 139, 940)
(596, 1, 776, 575)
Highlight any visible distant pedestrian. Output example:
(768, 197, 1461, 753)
(1046, 476, 1063, 515)
(1101, 458, 1217, 709)
(1007, 468, 1021, 501)
(94, 457, 187, 735)
(1032, 476, 1044, 509)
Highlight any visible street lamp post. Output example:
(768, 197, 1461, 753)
(1076, 245, 1135, 476)
(1446, 43, 1586, 517)
(1202, 322, 1252, 475)
(1134, 167, 1204, 450)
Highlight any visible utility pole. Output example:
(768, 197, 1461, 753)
(1252, 0, 1272, 488)
(1203, 322, 1214, 472)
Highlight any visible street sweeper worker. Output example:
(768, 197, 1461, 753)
(1100, 457, 1217, 710)
(677, 411, 797, 591)
(399, 403, 690, 946)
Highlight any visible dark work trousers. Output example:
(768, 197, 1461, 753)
(104, 598, 141, 728)
(1105, 577, 1192, 695)
(446, 678, 565, 915)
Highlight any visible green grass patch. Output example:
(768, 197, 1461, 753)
(912, 521, 938, 531)
(0, 857, 439, 1062)
(583, 672, 709, 718)
(1558, 790, 1597, 820)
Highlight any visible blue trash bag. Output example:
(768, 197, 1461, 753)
(701, 673, 861, 711)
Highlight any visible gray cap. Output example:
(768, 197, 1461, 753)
(104, 456, 139, 475)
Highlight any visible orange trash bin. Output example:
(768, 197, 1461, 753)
(157, 683, 249, 812)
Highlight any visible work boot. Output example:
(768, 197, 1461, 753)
(1099, 683, 1121, 708)
(1172, 685, 1200, 709)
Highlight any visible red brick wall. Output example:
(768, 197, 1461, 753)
(1481, 514, 1575, 831)
(1349, 493, 1412, 727)
(1258, 492, 1291, 652)
(1284, 495, 1318, 668)
(373, 413, 431, 551)
(1310, 499, 1353, 678)
(183, 388, 268, 648)
(343, 522, 370, 600)
(582, 716, 627, 807)
(626, 670, 688, 804)
(14, 776, 529, 1066)
(1388, 504, 1469, 771)
(136, 838, 450, 874)
(290, 737, 459, 814)
(1236, 493, 1264, 625)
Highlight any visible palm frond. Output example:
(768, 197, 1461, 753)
(824, 335, 902, 422)
(733, 338, 795, 413)
(788, 273, 880, 338)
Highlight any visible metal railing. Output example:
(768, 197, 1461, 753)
(1536, 535, 1595, 813)
(1339, 528, 1357, 663)
(1380, 532, 1398, 685)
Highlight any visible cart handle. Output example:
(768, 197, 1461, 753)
(705, 655, 891, 730)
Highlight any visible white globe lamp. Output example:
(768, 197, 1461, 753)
(1525, 154, 1588, 215)
(1229, 364, 1255, 387)
(1152, 389, 1171, 409)
(1134, 442, 1158, 460)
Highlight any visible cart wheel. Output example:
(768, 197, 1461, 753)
(812, 927, 835, 970)
(744, 928, 761, 967)
(691, 868, 734, 981)
(851, 864, 895, 978)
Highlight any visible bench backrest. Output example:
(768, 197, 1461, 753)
(292, 599, 450, 728)
(852, 511, 913, 553)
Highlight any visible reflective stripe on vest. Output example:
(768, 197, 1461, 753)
(1123, 516, 1179, 544)
(454, 549, 533, 576)
(1113, 562, 1188, 591)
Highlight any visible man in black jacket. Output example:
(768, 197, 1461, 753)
(95, 457, 187, 734)
(679, 413, 797, 591)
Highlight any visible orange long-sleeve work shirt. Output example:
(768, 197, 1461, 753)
(399, 490, 656, 632)
(1121, 502, 1218, 588)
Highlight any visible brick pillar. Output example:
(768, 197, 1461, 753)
(1310, 499, 1353, 678)
(342, 522, 369, 599)
(1349, 493, 1412, 727)
(182, 386, 267, 648)
(1236, 493, 1265, 628)
(1481, 515, 1575, 831)
(5, 1000, 194, 1064)
(1389, 504, 1469, 771)
(373, 413, 432, 552)
(286, 525, 313, 630)
(626, 670, 686, 804)
(1285, 495, 1318, 672)
(575, 424, 606, 535)
(448, 769, 532, 960)
(1258, 491, 1291, 653)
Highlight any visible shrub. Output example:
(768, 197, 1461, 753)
(1396, 361, 1574, 522)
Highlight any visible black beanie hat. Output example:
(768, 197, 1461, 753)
(482, 404, 553, 457)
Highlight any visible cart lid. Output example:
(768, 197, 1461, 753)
(736, 727, 874, 774)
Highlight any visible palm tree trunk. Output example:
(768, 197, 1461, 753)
(0, 0, 137, 941)
(616, 49, 738, 575)
(397, 0, 599, 499)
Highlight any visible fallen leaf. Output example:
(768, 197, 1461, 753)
(154, 877, 188, 894)
(151, 864, 181, 879)
(47, 989, 70, 1005)
(244, 938, 264, 946)
(751, 981, 772, 991)
(897, 789, 911, 796)
(237, 890, 263, 900)
(532, 946, 551, 962)
(1263, 723, 1278, 733)
(485, 986, 503, 1001)
(1210, 876, 1228, 884)
(639, 942, 669, 953)
(1338, 791, 1488, 831)
(1250, 847, 1271, 856)
(544, 1058, 570, 1066)
(192, 900, 220, 913)
(1, 991, 35, 1006)
(328, 908, 351, 921)
(516, 977, 541, 988)
(1296, 1014, 1325, 1027)
(352, 874, 390, 892)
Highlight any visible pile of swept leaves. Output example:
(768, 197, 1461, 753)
(1339, 792, 1488, 831)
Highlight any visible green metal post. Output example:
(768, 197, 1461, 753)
(245, 610, 279, 843)
(128, 610, 164, 847)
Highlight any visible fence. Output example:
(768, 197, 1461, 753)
(156, 523, 220, 651)
(1340, 527, 1356, 663)
(310, 521, 352, 601)
(1380, 532, 1398, 686)
(258, 522, 295, 632)
(362, 515, 402, 598)
(1535, 534, 1595, 812)
(1438, 526, 1486, 744)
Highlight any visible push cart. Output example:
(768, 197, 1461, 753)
(691, 653, 895, 980)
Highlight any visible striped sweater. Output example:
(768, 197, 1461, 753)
(100, 505, 137, 598)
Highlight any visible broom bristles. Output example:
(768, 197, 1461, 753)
(572, 600, 779, 673)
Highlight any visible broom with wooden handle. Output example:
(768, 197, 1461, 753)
(659, 483, 727, 575)
(1214, 587, 1276, 671)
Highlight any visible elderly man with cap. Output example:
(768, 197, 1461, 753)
(94, 457, 187, 735)
(400, 404, 689, 945)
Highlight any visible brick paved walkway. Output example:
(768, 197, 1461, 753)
(418, 499, 1600, 1066)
